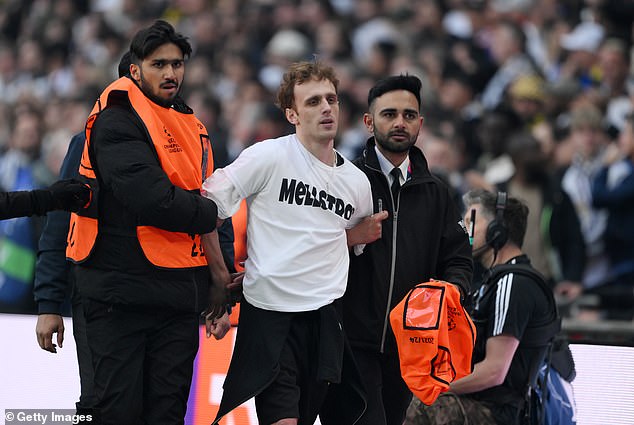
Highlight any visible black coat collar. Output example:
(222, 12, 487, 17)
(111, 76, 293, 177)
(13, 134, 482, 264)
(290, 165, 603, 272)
(360, 137, 433, 181)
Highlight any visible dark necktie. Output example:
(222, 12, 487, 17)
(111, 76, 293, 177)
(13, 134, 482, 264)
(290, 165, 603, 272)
(390, 167, 401, 204)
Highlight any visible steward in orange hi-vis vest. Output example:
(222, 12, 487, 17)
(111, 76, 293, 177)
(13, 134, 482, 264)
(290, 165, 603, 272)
(390, 279, 476, 406)
(66, 76, 213, 268)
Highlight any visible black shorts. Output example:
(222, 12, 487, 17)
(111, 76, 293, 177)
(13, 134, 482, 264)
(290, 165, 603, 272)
(255, 310, 329, 424)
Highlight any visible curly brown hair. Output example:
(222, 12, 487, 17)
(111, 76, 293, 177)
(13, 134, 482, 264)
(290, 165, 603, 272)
(276, 61, 339, 111)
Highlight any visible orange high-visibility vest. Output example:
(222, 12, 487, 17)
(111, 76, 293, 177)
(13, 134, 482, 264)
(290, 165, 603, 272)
(390, 279, 476, 406)
(66, 77, 213, 269)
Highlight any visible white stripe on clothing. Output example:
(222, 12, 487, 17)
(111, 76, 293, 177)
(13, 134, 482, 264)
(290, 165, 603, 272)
(494, 273, 514, 335)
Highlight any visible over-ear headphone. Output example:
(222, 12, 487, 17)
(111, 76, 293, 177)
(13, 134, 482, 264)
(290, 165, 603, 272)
(485, 191, 508, 252)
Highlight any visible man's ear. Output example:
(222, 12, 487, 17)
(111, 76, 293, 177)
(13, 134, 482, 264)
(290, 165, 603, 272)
(130, 63, 141, 82)
(285, 108, 298, 125)
(363, 113, 374, 133)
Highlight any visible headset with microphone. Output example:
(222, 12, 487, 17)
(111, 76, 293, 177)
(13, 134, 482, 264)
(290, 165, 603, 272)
(485, 191, 508, 252)
(471, 191, 508, 256)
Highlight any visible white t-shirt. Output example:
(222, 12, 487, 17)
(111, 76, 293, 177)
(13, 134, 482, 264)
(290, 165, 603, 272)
(202, 134, 373, 312)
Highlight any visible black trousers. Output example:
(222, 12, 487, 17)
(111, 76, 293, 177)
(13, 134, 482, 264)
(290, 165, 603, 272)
(71, 300, 96, 414)
(352, 347, 412, 425)
(83, 299, 199, 425)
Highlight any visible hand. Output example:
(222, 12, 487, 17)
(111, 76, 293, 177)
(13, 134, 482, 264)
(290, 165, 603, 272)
(227, 271, 244, 306)
(346, 210, 389, 246)
(228, 271, 244, 292)
(206, 311, 231, 340)
(48, 179, 91, 212)
(201, 231, 231, 320)
(36, 314, 64, 353)
(554, 280, 583, 302)
(203, 281, 228, 321)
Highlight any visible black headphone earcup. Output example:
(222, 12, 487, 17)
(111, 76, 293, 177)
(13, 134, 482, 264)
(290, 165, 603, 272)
(486, 221, 508, 251)
(486, 191, 509, 252)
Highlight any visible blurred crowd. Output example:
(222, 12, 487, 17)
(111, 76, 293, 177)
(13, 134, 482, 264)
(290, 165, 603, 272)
(0, 0, 633, 321)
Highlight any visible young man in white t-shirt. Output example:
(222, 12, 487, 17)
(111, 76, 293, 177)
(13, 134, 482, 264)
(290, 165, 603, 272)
(203, 61, 388, 425)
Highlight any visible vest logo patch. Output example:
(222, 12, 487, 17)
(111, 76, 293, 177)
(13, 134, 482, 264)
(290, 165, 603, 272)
(447, 306, 461, 331)
(278, 178, 355, 220)
(163, 126, 182, 153)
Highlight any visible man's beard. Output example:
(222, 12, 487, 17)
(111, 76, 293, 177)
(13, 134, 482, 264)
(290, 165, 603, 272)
(374, 129, 416, 153)
(139, 76, 179, 108)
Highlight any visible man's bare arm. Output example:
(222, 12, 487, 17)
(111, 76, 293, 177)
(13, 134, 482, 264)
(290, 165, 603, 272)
(201, 230, 233, 339)
(450, 335, 519, 394)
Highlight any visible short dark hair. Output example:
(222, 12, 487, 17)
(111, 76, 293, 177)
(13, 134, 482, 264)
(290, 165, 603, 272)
(118, 51, 131, 77)
(129, 20, 192, 63)
(276, 61, 339, 111)
(367, 74, 422, 109)
(463, 189, 529, 248)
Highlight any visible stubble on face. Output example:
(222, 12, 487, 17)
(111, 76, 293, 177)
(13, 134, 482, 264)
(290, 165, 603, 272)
(373, 126, 417, 153)
(139, 69, 179, 108)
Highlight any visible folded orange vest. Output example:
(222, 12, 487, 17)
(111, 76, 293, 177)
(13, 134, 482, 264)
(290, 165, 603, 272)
(389, 279, 476, 405)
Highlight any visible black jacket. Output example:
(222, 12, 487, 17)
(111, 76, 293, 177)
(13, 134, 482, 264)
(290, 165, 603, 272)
(0, 190, 50, 220)
(343, 138, 473, 353)
(34, 131, 236, 316)
(33, 132, 84, 314)
(75, 92, 220, 312)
